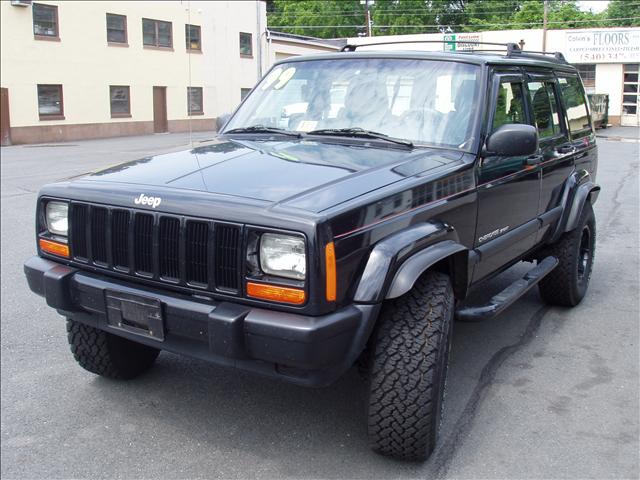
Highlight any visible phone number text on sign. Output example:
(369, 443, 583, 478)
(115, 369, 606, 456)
(565, 29, 640, 64)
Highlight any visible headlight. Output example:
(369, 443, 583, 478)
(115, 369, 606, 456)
(45, 201, 68, 236)
(260, 233, 306, 280)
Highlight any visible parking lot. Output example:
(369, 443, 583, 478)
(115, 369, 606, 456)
(1, 128, 638, 479)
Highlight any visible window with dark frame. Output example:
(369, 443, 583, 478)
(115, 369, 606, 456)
(110, 86, 131, 117)
(239, 32, 252, 56)
(492, 81, 527, 130)
(187, 87, 203, 115)
(527, 81, 561, 139)
(558, 76, 591, 134)
(37, 84, 63, 119)
(185, 24, 201, 51)
(142, 18, 172, 48)
(106, 13, 127, 44)
(240, 88, 251, 101)
(33, 3, 58, 38)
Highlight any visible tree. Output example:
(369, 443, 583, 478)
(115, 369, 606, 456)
(266, 0, 638, 39)
(267, 0, 366, 38)
(603, 0, 640, 27)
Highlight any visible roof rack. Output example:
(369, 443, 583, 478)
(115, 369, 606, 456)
(341, 40, 522, 54)
(340, 40, 569, 64)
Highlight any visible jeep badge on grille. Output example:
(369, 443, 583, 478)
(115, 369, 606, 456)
(134, 193, 162, 208)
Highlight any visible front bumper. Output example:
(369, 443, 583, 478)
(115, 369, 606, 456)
(24, 256, 379, 386)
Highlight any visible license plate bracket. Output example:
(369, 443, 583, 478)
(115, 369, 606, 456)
(105, 290, 164, 341)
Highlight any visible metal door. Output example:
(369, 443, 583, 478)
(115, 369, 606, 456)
(473, 71, 540, 281)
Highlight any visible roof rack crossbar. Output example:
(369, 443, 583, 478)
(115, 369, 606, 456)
(341, 40, 569, 64)
(341, 40, 522, 53)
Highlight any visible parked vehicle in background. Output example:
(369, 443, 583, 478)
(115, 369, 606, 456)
(24, 41, 599, 461)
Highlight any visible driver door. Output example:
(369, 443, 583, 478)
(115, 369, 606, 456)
(473, 70, 541, 281)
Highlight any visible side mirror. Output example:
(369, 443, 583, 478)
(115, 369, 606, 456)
(216, 113, 231, 132)
(485, 124, 538, 157)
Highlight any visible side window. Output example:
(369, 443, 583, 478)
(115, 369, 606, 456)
(527, 81, 561, 139)
(492, 81, 526, 130)
(558, 76, 591, 136)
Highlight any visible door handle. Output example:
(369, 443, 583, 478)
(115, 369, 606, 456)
(525, 154, 543, 166)
(557, 145, 576, 154)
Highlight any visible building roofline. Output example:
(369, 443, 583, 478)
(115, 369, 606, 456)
(267, 30, 346, 49)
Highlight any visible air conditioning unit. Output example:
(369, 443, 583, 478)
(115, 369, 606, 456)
(11, 0, 32, 6)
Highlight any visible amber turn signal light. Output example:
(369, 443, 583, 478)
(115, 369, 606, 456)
(246, 282, 306, 305)
(325, 242, 337, 302)
(39, 238, 69, 258)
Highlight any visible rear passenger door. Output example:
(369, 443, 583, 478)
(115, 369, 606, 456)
(524, 70, 574, 241)
(557, 74, 597, 178)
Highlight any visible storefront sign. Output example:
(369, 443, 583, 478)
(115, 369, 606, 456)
(444, 33, 482, 51)
(565, 29, 640, 63)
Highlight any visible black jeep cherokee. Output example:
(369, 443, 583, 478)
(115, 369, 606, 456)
(25, 43, 599, 461)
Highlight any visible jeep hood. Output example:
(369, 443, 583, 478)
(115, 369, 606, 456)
(74, 138, 464, 213)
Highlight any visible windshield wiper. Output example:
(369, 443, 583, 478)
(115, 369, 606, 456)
(307, 127, 413, 148)
(223, 125, 302, 138)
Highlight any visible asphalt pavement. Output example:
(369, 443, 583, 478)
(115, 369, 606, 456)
(1, 128, 638, 479)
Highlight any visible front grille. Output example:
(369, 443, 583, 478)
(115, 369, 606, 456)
(69, 202, 241, 293)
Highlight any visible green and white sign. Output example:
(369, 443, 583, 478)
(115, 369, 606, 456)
(443, 33, 482, 52)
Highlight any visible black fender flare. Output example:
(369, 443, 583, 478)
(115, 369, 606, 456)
(385, 240, 467, 299)
(550, 170, 600, 242)
(353, 222, 469, 303)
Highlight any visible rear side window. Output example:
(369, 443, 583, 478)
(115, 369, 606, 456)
(558, 76, 591, 136)
(492, 81, 527, 130)
(527, 81, 561, 139)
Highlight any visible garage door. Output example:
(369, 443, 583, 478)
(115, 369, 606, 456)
(621, 63, 639, 127)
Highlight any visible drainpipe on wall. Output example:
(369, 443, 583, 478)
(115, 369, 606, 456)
(256, 0, 263, 78)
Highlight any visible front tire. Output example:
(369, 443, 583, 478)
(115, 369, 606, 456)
(67, 319, 160, 379)
(538, 202, 596, 306)
(367, 271, 454, 461)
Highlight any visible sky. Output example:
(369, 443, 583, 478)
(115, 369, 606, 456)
(576, 1, 610, 13)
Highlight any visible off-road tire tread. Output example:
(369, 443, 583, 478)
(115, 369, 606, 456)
(66, 320, 159, 379)
(367, 271, 453, 461)
(538, 203, 595, 307)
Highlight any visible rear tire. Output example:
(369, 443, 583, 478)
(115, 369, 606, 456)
(367, 271, 454, 461)
(538, 202, 596, 307)
(66, 319, 160, 379)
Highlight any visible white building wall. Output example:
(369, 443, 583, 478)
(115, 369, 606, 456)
(595, 63, 624, 117)
(0, 0, 267, 142)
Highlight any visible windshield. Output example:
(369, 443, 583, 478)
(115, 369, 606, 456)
(225, 58, 481, 150)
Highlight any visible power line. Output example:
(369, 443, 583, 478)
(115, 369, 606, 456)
(268, 3, 640, 17)
(270, 9, 547, 17)
(270, 16, 640, 29)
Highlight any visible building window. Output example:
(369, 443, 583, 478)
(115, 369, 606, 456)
(185, 24, 201, 51)
(240, 88, 251, 101)
(575, 64, 596, 93)
(142, 18, 172, 48)
(187, 87, 203, 115)
(37, 84, 63, 120)
(33, 3, 58, 39)
(110, 86, 130, 117)
(239, 32, 252, 57)
(106, 13, 127, 44)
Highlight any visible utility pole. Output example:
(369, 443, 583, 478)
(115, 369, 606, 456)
(365, 0, 372, 37)
(542, 0, 549, 53)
